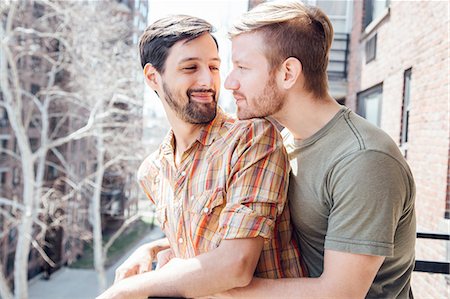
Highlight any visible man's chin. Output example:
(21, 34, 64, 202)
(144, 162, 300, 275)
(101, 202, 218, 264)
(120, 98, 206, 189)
(184, 105, 217, 124)
(237, 109, 258, 120)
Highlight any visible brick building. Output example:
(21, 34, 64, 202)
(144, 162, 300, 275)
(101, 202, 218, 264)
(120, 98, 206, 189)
(0, 0, 148, 288)
(346, 1, 449, 297)
(0, 0, 90, 283)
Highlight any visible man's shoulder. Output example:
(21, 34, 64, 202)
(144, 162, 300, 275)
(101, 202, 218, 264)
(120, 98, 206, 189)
(137, 150, 160, 182)
(222, 116, 281, 141)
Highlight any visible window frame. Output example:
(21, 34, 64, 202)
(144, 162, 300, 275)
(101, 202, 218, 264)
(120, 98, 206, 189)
(400, 68, 412, 157)
(357, 83, 383, 127)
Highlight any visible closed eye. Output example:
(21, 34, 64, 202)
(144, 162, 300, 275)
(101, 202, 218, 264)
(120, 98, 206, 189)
(183, 66, 197, 70)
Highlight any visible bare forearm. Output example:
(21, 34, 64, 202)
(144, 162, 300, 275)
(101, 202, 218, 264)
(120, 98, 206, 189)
(225, 277, 325, 299)
(115, 257, 246, 298)
(106, 238, 263, 298)
(226, 250, 384, 299)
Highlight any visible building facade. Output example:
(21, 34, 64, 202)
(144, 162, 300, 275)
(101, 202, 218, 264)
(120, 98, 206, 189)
(0, 0, 148, 288)
(347, 1, 449, 297)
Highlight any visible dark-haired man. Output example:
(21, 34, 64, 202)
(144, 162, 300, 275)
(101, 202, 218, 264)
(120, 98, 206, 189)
(222, 1, 416, 298)
(97, 14, 305, 299)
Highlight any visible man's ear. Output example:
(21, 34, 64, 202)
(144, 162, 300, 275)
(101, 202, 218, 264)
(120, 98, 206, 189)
(280, 57, 302, 90)
(143, 63, 161, 91)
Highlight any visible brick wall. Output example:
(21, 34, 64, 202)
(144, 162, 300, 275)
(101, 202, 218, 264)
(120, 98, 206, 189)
(347, 1, 449, 297)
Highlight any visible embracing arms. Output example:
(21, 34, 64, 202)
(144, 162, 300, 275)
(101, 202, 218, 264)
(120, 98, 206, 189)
(222, 249, 384, 299)
(97, 237, 264, 299)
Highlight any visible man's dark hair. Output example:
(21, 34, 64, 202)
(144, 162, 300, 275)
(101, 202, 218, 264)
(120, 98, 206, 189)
(139, 15, 217, 72)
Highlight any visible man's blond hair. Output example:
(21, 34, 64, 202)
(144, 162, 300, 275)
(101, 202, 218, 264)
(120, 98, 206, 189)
(229, 0, 334, 98)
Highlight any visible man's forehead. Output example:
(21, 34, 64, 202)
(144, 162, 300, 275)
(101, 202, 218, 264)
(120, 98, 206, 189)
(231, 33, 265, 61)
(169, 34, 220, 63)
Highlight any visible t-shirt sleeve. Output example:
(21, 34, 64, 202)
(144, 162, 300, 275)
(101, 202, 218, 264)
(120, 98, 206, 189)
(324, 150, 412, 257)
(219, 120, 290, 241)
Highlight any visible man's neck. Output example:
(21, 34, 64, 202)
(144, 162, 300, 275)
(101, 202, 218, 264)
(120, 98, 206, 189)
(274, 91, 341, 141)
(170, 119, 203, 165)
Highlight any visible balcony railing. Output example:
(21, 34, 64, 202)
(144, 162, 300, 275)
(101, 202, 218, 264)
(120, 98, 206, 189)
(327, 32, 350, 80)
(414, 232, 450, 274)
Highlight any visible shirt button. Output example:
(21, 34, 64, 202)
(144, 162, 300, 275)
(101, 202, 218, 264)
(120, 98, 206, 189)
(178, 238, 184, 244)
(181, 171, 186, 176)
(190, 195, 195, 200)
(203, 207, 209, 214)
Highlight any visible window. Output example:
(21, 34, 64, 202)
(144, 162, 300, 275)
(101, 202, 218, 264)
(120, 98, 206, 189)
(357, 84, 383, 127)
(29, 137, 39, 152)
(30, 83, 40, 95)
(400, 69, 412, 157)
(0, 107, 8, 127)
(32, 2, 45, 18)
(30, 56, 42, 69)
(47, 165, 58, 180)
(0, 137, 8, 156)
(363, 0, 390, 29)
(80, 162, 86, 176)
(0, 169, 7, 186)
(446, 160, 450, 219)
(13, 167, 20, 186)
(316, 0, 348, 33)
(71, 141, 77, 154)
(365, 34, 377, 63)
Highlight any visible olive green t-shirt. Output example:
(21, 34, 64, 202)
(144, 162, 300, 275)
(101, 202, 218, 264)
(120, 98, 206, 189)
(284, 107, 416, 298)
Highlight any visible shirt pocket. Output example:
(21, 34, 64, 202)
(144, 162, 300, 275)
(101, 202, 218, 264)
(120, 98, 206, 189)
(188, 188, 225, 254)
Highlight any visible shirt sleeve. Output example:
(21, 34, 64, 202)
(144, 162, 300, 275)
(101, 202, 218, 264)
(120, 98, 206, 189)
(219, 120, 290, 241)
(324, 150, 414, 257)
(137, 151, 160, 205)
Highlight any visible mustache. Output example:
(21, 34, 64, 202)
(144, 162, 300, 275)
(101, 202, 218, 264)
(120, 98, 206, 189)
(188, 88, 216, 97)
(232, 91, 245, 99)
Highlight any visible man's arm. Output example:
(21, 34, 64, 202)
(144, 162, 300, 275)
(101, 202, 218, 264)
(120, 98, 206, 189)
(98, 237, 264, 299)
(223, 249, 384, 298)
(114, 237, 170, 283)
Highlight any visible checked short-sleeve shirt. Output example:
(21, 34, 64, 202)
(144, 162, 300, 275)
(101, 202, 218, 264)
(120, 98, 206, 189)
(138, 109, 307, 278)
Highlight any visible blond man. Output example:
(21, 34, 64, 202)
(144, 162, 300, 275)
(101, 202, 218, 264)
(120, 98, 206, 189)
(222, 1, 416, 298)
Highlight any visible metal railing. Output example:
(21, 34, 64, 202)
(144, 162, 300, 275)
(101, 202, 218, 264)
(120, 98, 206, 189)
(414, 232, 450, 274)
(327, 32, 350, 80)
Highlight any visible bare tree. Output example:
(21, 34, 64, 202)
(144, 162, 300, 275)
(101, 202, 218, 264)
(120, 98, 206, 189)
(0, 0, 145, 297)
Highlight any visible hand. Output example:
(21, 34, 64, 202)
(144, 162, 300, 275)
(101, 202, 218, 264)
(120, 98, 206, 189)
(114, 238, 169, 283)
(155, 248, 175, 270)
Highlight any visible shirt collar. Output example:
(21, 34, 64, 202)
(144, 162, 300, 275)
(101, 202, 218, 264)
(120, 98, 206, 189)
(159, 107, 225, 156)
(197, 107, 225, 146)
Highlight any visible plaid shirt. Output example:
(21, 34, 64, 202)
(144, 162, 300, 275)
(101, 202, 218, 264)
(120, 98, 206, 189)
(138, 109, 307, 278)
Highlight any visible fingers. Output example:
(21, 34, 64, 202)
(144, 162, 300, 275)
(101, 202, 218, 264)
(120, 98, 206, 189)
(138, 259, 152, 274)
(155, 248, 174, 270)
(113, 241, 171, 283)
(114, 265, 136, 284)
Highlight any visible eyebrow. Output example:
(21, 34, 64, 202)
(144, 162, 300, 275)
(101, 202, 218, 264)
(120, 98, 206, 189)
(178, 57, 221, 64)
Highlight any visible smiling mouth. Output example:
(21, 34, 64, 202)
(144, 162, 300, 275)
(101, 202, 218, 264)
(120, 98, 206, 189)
(190, 92, 214, 103)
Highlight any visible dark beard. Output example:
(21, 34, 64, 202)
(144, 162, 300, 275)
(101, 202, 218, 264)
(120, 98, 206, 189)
(162, 82, 217, 124)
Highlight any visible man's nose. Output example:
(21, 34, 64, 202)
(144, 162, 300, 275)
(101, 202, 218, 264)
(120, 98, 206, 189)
(197, 68, 215, 87)
(224, 73, 239, 90)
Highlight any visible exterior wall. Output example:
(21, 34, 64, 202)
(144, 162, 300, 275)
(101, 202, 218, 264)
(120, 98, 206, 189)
(1, 0, 148, 286)
(0, 1, 89, 284)
(347, 1, 450, 297)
